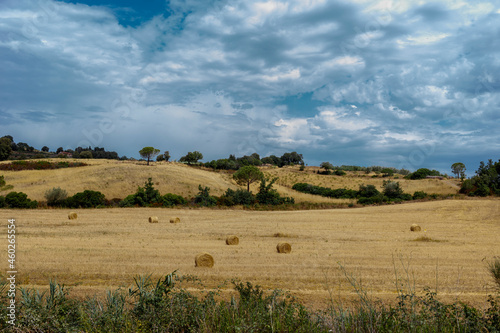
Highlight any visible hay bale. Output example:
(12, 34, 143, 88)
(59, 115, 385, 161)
(225, 235, 239, 245)
(410, 224, 421, 232)
(195, 252, 214, 268)
(149, 216, 159, 223)
(68, 212, 77, 220)
(276, 242, 291, 254)
(170, 217, 181, 224)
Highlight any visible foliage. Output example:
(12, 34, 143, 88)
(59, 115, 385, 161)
(233, 165, 264, 191)
(120, 178, 161, 207)
(320, 161, 334, 170)
(218, 188, 256, 206)
(381, 168, 395, 177)
(139, 147, 160, 165)
(460, 159, 500, 197)
(0, 136, 13, 161)
(180, 151, 203, 165)
(194, 185, 217, 207)
(4, 191, 38, 208)
(292, 183, 358, 199)
(413, 191, 428, 200)
(451, 162, 466, 180)
(79, 151, 93, 159)
(256, 178, 295, 205)
(0, 160, 87, 171)
(405, 168, 442, 180)
(488, 257, 500, 290)
(382, 180, 404, 199)
(333, 169, 346, 176)
(45, 187, 68, 206)
(0, 196, 6, 208)
(65, 190, 106, 208)
(41, 146, 49, 152)
(0, 175, 5, 187)
(162, 193, 187, 207)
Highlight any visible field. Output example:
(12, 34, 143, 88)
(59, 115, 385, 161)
(2, 199, 499, 309)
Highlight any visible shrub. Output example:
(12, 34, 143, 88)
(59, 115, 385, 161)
(256, 178, 294, 205)
(357, 193, 385, 205)
(162, 193, 187, 207)
(65, 190, 106, 208)
(413, 191, 428, 200)
(218, 188, 256, 206)
(488, 257, 500, 290)
(79, 151, 93, 159)
(44, 187, 68, 206)
(0, 196, 5, 208)
(333, 169, 346, 176)
(5, 191, 38, 208)
(358, 184, 380, 198)
(0, 175, 5, 187)
(120, 178, 162, 207)
(194, 185, 217, 207)
(382, 180, 404, 199)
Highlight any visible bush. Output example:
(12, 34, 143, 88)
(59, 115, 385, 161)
(256, 178, 294, 205)
(357, 193, 385, 205)
(65, 190, 106, 208)
(0, 196, 5, 208)
(413, 191, 428, 200)
(218, 188, 256, 206)
(382, 180, 404, 199)
(358, 184, 380, 198)
(79, 151, 93, 159)
(333, 169, 346, 176)
(44, 187, 68, 206)
(5, 191, 38, 208)
(0, 175, 5, 187)
(162, 193, 187, 207)
(194, 185, 217, 207)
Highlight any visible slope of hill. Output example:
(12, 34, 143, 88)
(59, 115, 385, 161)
(0, 159, 461, 203)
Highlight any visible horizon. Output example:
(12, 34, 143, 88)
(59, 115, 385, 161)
(1, 0, 499, 176)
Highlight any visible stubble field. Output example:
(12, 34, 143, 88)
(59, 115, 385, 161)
(2, 198, 499, 309)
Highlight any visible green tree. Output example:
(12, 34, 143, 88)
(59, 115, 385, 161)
(163, 151, 170, 162)
(233, 165, 264, 192)
(179, 151, 203, 165)
(382, 180, 404, 199)
(41, 146, 49, 152)
(0, 136, 12, 161)
(451, 162, 466, 181)
(320, 162, 334, 171)
(139, 147, 161, 166)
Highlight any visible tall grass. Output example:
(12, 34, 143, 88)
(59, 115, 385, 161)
(2, 269, 499, 332)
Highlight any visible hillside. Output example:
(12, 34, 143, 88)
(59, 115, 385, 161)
(0, 159, 461, 203)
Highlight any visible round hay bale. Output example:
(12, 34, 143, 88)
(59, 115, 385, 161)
(170, 217, 181, 224)
(195, 252, 214, 268)
(410, 224, 421, 232)
(225, 235, 239, 245)
(68, 212, 77, 220)
(276, 242, 291, 254)
(149, 216, 159, 223)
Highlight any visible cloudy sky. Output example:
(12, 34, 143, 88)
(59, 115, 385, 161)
(1, 0, 499, 174)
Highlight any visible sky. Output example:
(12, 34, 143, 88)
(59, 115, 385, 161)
(1, 0, 499, 175)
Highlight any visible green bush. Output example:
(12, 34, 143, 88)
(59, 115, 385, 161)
(382, 180, 404, 199)
(413, 191, 428, 200)
(358, 184, 380, 198)
(120, 178, 162, 207)
(5, 191, 38, 208)
(44, 187, 68, 206)
(256, 178, 294, 205)
(0, 196, 5, 208)
(333, 169, 346, 176)
(162, 193, 187, 207)
(218, 188, 256, 206)
(194, 185, 217, 207)
(65, 190, 106, 208)
(0, 175, 5, 187)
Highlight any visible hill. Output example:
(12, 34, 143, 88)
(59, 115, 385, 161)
(0, 159, 460, 203)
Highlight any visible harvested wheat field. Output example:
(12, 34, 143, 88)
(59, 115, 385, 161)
(1, 199, 499, 309)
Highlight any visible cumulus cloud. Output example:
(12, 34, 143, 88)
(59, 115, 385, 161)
(0, 0, 499, 173)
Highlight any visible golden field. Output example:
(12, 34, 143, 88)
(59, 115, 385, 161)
(0, 159, 497, 309)
(0, 158, 461, 204)
(1, 199, 499, 309)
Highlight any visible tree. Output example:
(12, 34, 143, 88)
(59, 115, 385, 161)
(451, 162, 466, 181)
(56, 147, 64, 154)
(0, 137, 12, 161)
(382, 180, 404, 199)
(139, 147, 160, 166)
(41, 146, 49, 152)
(233, 165, 264, 192)
(164, 151, 170, 162)
(320, 162, 334, 171)
(179, 151, 203, 165)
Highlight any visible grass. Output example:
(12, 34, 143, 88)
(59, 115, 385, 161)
(2, 199, 499, 309)
(488, 257, 500, 290)
(412, 236, 445, 243)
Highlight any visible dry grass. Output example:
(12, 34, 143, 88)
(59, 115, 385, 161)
(1, 198, 498, 308)
(0, 160, 460, 204)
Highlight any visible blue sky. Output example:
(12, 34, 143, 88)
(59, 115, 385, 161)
(1, 0, 499, 175)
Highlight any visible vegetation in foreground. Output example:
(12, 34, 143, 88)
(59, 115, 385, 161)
(2, 263, 499, 333)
